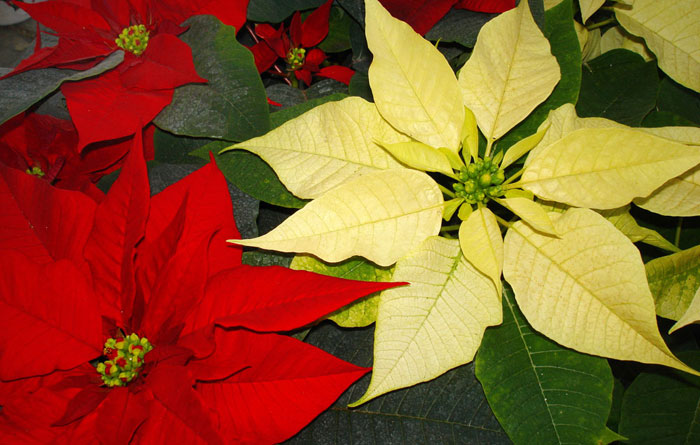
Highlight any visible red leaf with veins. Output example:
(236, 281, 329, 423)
(0, 252, 102, 381)
(95, 388, 148, 445)
(195, 329, 370, 445)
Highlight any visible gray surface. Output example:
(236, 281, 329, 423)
(0, 17, 34, 69)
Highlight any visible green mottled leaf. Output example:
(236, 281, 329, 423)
(646, 245, 700, 321)
(154, 15, 270, 141)
(476, 288, 616, 445)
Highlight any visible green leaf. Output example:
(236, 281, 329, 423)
(154, 15, 270, 141)
(646, 245, 700, 321)
(597, 206, 680, 253)
(290, 255, 393, 327)
(284, 323, 509, 444)
(153, 129, 212, 164)
(576, 49, 659, 126)
(475, 288, 616, 445)
(0, 51, 124, 126)
(656, 78, 700, 125)
(426, 9, 498, 48)
(496, 0, 582, 150)
(619, 352, 700, 444)
(246, 0, 326, 22)
(318, 6, 353, 53)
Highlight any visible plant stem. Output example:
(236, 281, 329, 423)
(485, 138, 494, 158)
(502, 167, 524, 186)
(438, 184, 456, 198)
(586, 18, 616, 30)
(675, 217, 683, 247)
(494, 214, 511, 229)
(441, 224, 460, 233)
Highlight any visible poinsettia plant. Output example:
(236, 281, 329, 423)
(223, 0, 700, 441)
(2, 0, 248, 148)
(0, 130, 402, 443)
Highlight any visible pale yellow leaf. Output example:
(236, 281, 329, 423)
(229, 169, 443, 267)
(501, 123, 549, 169)
(669, 286, 700, 333)
(224, 97, 407, 199)
(646, 245, 700, 321)
(365, 0, 464, 151)
(544, 0, 564, 10)
(350, 236, 502, 406)
(377, 140, 454, 176)
(458, 0, 560, 141)
(634, 165, 700, 216)
(461, 106, 479, 161)
(598, 206, 680, 252)
(503, 208, 698, 375)
(615, 0, 700, 92)
(438, 147, 465, 170)
(459, 208, 504, 293)
(521, 127, 700, 209)
(600, 26, 654, 61)
(290, 255, 394, 327)
(574, 21, 602, 62)
(495, 197, 558, 236)
(457, 202, 473, 220)
(579, 0, 605, 23)
(642, 126, 700, 145)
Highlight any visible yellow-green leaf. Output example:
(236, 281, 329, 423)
(634, 165, 700, 216)
(459, 207, 504, 293)
(229, 169, 443, 267)
(461, 106, 479, 160)
(224, 97, 407, 199)
(646, 245, 700, 321)
(458, 0, 561, 142)
(579, 0, 605, 23)
(615, 0, 700, 92)
(521, 127, 700, 209)
(503, 208, 698, 375)
(350, 236, 502, 406)
(495, 197, 558, 236)
(598, 206, 680, 252)
(669, 286, 700, 333)
(600, 26, 654, 62)
(443, 198, 464, 221)
(376, 140, 454, 176)
(290, 255, 394, 327)
(500, 123, 549, 169)
(365, 0, 464, 151)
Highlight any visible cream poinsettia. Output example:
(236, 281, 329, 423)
(224, 0, 700, 405)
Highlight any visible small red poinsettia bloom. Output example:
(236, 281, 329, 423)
(250, 0, 355, 87)
(3, 0, 248, 148)
(0, 112, 155, 201)
(380, 0, 515, 35)
(0, 134, 400, 444)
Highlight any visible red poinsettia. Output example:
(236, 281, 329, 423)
(250, 0, 355, 87)
(380, 0, 515, 35)
(3, 0, 248, 148)
(0, 134, 400, 444)
(0, 112, 155, 201)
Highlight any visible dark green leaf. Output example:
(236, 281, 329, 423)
(349, 71, 372, 101)
(576, 49, 658, 126)
(318, 6, 353, 53)
(497, 0, 581, 151)
(606, 378, 624, 432)
(618, 352, 700, 444)
(266, 81, 347, 109)
(349, 18, 370, 73)
(154, 15, 270, 141)
(336, 0, 364, 26)
(242, 250, 293, 267)
(270, 92, 347, 128)
(285, 323, 509, 444)
(247, 0, 326, 23)
(426, 9, 498, 48)
(475, 288, 615, 445)
(0, 51, 123, 126)
(656, 77, 700, 125)
(153, 128, 213, 163)
(642, 110, 696, 128)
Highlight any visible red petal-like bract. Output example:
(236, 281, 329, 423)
(317, 65, 356, 85)
(183, 265, 403, 334)
(194, 329, 370, 445)
(0, 251, 102, 381)
(155, 0, 249, 32)
(380, 0, 458, 35)
(0, 162, 96, 264)
(300, 0, 333, 48)
(456, 0, 516, 13)
(95, 388, 148, 445)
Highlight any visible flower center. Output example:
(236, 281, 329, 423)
(453, 157, 505, 205)
(115, 24, 150, 56)
(96, 333, 153, 387)
(286, 47, 306, 71)
(26, 166, 45, 178)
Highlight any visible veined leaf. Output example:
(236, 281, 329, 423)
(634, 165, 700, 216)
(503, 207, 699, 375)
(365, 0, 464, 152)
(224, 97, 407, 199)
(500, 123, 549, 169)
(600, 26, 654, 61)
(476, 287, 617, 445)
(521, 127, 700, 209)
(458, 0, 561, 141)
(598, 206, 680, 253)
(376, 141, 454, 176)
(643, 126, 700, 145)
(579, 0, 605, 23)
(670, 286, 700, 333)
(290, 255, 394, 327)
(646, 245, 700, 321)
(458, 207, 504, 293)
(615, 0, 700, 92)
(495, 197, 558, 236)
(351, 236, 501, 406)
(230, 169, 443, 267)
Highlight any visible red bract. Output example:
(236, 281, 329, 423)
(379, 0, 515, 35)
(250, 0, 355, 87)
(3, 0, 248, 148)
(0, 112, 154, 201)
(0, 134, 401, 444)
